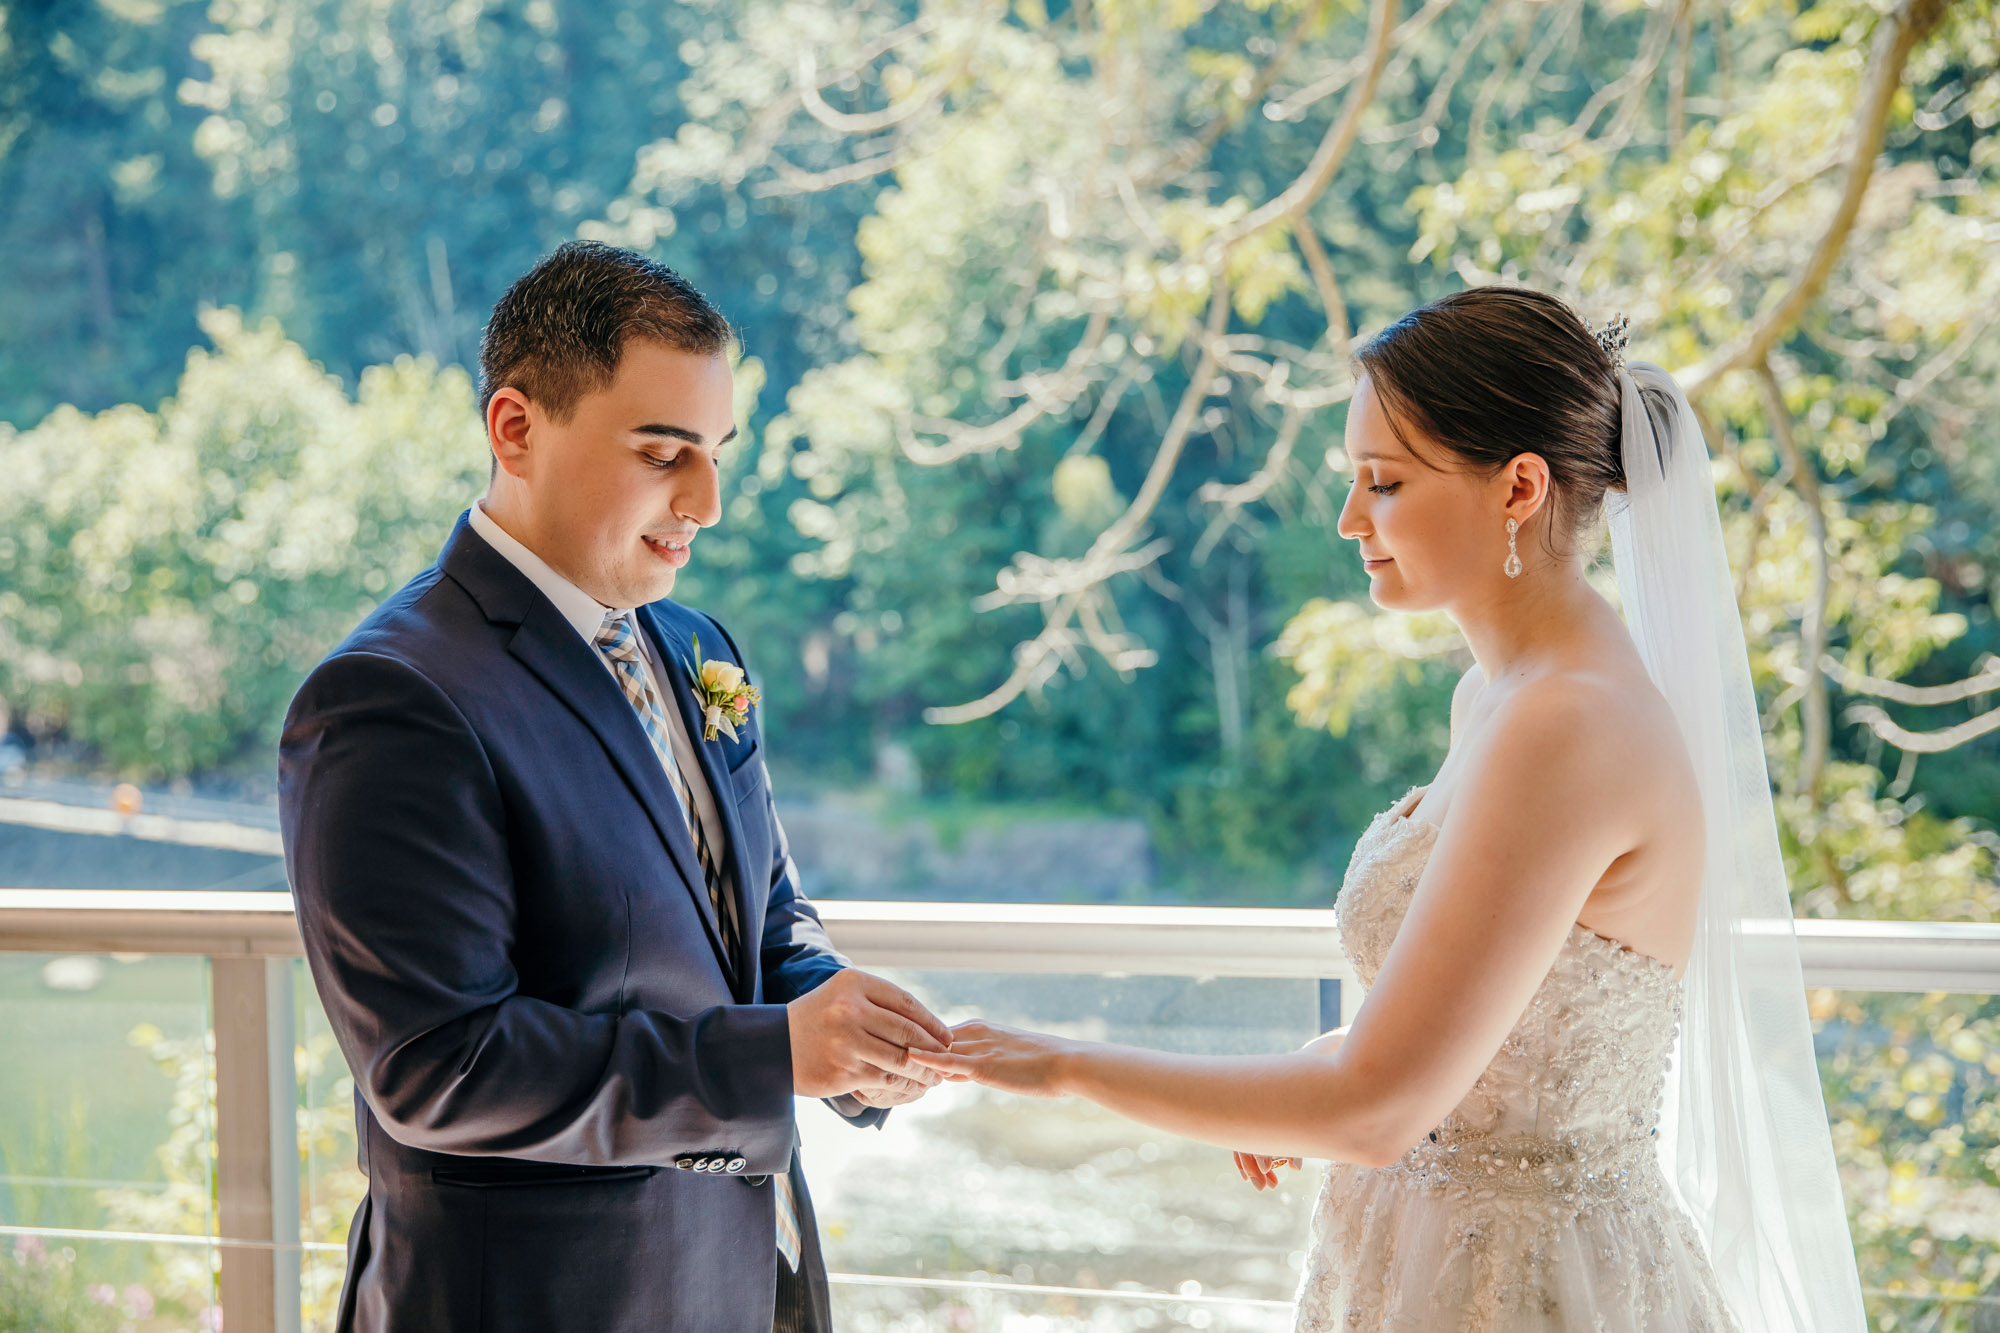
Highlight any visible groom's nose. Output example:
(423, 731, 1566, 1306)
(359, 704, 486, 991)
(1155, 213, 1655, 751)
(671, 449, 724, 529)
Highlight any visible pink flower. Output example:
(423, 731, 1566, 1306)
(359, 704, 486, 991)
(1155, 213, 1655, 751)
(12, 1235, 45, 1264)
(123, 1284, 156, 1318)
(198, 1304, 225, 1331)
(89, 1282, 117, 1305)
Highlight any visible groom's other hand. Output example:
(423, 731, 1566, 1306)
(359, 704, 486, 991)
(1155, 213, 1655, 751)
(846, 1073, 936, 1109)
(788, 970, 953, 1098)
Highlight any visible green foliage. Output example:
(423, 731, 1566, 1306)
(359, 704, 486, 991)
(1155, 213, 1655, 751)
(96, 1023, 218, 1327)
(0, 310, 484, 778)
(0, 1242, 123, 1333)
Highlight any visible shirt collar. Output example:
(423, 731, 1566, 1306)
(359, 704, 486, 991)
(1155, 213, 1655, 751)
(468, 501, 632, 642)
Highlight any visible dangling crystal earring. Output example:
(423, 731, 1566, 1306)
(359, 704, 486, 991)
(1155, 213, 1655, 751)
(1504, 518, 1522, 579)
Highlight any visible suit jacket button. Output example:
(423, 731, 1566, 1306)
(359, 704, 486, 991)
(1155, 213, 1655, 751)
(674, 1157, 695, 1170)
(705, 1157, 724, 1172)
(726, 1157, 746, 1173)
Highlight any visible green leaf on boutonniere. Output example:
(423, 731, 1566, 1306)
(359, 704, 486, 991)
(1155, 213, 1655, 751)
(683, 633, 762, 742)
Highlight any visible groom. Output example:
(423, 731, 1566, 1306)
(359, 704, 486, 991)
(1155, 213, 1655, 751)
(280, 241, 952, 1333)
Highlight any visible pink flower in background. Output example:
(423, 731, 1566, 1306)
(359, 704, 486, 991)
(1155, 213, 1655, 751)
(12, 1235, 45, 1264)
(123, 1284, 156, 1318)
(197, 1303, 224, 1331)
(89, 1282, 117, 1304)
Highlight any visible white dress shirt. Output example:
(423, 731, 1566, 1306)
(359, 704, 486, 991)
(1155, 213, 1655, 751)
(468, 501, 729, 848)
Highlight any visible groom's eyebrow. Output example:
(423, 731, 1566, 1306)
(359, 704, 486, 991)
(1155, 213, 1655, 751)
(631, 424, 739, 446)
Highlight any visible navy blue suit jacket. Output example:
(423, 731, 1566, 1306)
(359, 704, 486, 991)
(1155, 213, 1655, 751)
(279, 511, 878, 1332)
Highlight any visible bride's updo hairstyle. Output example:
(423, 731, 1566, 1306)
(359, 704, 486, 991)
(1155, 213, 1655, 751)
(1354, 286, 1671, 555)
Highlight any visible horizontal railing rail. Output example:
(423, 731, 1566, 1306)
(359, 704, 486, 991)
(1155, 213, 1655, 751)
(3, 888, 1999, 993)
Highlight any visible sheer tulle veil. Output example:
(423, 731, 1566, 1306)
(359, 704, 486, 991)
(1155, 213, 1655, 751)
(1605, 360, 1867, 1332)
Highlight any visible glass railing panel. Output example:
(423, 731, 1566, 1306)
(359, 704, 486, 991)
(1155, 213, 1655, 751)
(289, 958, 364, 1332)
(0, 1234, 219, 1329)
(0, 952, 219, 1326)
(1813, 987, 2000, 1333)
(801, 970, 1326, 1326)
(829, 1274, 1295, 1330)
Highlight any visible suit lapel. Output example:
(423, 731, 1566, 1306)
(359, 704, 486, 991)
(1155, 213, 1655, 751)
(439, 514, 735, 981)
(504, 603, 736, 981)
(640, 605, 760, 1001)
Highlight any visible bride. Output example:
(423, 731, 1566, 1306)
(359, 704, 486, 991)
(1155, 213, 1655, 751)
(911, 288, 1868, 1331)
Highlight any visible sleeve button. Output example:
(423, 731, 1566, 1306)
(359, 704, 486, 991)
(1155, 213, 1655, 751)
(726, 1157, 746, 1173)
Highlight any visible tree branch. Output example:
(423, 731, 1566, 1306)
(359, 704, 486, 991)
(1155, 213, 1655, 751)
(1193, 407, 1305, 564)
(1823, 654, 2000, 706)
(897, 310, 1113, 464)
(1363, 0, 1505, 159)
(1155, 0, 1332, 180)
(925, 279, 1232, 723)
(792, 14, 980, 136)
(1290, 219, 1350, 347)
(1263, 0, 1455, 124)
(1871, 294, 2000, 436)
(1685, 0, 1950, 399)
(1520, 0, 1682, 154)
(1845, 702, 2000, 753)
(1201, 0, 1400, 263)
(1755, 361, 1832, 801)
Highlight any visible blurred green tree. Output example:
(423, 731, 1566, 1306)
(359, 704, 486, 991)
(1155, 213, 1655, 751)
(0, 310, 485, 777)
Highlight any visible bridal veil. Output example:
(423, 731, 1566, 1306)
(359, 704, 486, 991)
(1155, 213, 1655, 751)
(1606, 361, 1868, 1332)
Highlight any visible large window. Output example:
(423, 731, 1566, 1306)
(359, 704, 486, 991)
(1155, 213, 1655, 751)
(3, 0, 1999, 1327)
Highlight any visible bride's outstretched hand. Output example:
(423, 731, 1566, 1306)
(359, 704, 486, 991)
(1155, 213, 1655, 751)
(904, 1019, 1075, 1098)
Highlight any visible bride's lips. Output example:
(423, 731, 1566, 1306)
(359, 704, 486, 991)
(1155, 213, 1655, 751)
(1362, 555, 1393, 572)
(642, 534, 692, 569)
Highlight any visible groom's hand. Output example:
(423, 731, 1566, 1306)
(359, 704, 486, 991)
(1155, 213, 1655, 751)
(846, 1074, 935, 1109)
(788, 970, 953, 1099)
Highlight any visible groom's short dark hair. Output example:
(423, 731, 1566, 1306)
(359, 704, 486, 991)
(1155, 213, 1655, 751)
(478, 241, 734, 423)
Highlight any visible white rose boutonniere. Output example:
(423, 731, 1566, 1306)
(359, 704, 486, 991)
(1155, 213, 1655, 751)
(685, 634, 761, 742)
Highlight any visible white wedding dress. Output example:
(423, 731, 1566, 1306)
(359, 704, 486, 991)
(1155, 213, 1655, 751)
(1292, 790, 1742, 1332)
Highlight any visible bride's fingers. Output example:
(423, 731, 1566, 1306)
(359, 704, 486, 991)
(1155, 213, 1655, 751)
(905, 1047, 978, 1077)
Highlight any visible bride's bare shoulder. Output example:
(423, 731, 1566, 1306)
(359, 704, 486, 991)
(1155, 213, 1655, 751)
(1476, 662, 1690, 811)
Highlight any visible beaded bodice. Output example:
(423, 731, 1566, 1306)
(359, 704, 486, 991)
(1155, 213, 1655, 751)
(1294, 794, 1738, 1332)
(1335, 795, 1684, 1188)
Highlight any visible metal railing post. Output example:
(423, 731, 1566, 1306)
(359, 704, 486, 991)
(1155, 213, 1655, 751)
(211, 955, 300, 1333)
(267, 958, 302, 1333)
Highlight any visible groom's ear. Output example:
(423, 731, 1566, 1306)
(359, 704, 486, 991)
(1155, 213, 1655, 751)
(487, 387, 535, 479)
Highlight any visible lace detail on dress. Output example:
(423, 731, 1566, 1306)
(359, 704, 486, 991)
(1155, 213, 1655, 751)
(1292, 792, 1742, 1332)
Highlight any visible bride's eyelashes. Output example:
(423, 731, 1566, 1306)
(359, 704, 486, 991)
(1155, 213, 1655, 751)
(1368, 483, 1401, 496)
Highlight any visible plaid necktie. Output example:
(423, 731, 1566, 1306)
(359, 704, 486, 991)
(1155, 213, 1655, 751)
(593, 612, 739, 963)
(591, 611, 803, 1271)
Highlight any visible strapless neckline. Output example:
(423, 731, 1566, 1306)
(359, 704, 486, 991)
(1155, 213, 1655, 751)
(1373, 803, 1682, 988)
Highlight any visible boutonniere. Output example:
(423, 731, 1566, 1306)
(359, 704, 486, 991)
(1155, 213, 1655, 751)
(684, 634, 761, 742)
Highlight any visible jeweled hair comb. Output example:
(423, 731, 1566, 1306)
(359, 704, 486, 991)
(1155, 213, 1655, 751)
(1594, 313, 1630, 366)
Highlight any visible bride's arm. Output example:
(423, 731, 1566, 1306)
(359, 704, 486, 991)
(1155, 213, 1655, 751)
(913, 677, 1642, 1167)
